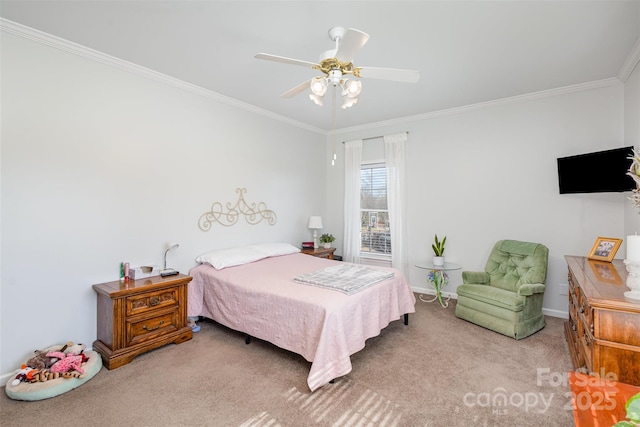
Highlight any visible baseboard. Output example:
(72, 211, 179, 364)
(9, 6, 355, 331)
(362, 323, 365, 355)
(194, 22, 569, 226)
(1, 371, 14, 385)
(411, 286, 570, 319)
(411, 286, 457, 299)
(542, 307, 568, 319)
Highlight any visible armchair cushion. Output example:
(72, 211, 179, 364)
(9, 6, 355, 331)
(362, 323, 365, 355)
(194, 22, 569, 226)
(518, 283, 546, 297)
(457, 284, 526, 311)
(462, 271, 490, 284)
(485, 240, 548, 293)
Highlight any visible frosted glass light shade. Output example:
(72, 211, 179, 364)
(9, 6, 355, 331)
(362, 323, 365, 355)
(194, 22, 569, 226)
(308, 216, 323, 229)
(342, 80, 362, 97)
(310, 77, 327, 96)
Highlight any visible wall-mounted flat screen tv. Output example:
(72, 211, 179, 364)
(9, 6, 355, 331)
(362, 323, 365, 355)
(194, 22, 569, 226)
(557, 146, 635, 194)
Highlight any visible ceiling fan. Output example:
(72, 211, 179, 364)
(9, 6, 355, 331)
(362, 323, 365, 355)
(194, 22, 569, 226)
(255, 27, 420, 109)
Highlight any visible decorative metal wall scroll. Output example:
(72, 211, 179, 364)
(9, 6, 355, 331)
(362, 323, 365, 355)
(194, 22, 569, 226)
(198, 188, 277, 231)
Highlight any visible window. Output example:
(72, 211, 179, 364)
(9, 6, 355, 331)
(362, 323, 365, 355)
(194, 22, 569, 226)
(360, 163, 391, 255)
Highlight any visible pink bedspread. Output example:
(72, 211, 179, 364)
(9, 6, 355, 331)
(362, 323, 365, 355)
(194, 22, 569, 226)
(188, 253, 416, 391)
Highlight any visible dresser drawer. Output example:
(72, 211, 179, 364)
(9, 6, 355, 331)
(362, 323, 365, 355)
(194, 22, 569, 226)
(568, 289, 578, 320)
(596, 310, 640, 346)
(126, 309, 179, 346)
(579, 326, 594, 372)
(126, 287, 179, 316)
(576, 288, 593, 331)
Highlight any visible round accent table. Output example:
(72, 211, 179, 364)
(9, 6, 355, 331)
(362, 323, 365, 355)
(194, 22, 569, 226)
(415, 262, 462, 308)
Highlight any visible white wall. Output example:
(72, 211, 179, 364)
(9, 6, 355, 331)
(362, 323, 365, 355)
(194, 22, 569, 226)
(327, 83, 627, 318)
(0, 33, 325, 375)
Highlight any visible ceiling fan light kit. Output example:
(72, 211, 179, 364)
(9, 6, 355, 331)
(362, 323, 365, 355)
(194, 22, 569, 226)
(310, 76, 328, 96)
(255, 26, 419, 110)
(309, 93, 324, 106)
(342, 80, 361, 97)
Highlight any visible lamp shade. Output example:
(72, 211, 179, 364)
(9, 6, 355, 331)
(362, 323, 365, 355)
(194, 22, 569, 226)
(309, 93, 324, 106)
(310, 77, 327, 96)
(342, 80, 362, 98)
(342, 97, 359, 109)
(307, 216, 323, 229)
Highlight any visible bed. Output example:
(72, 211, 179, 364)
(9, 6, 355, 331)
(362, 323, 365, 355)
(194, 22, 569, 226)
(187, 244, 416, 391)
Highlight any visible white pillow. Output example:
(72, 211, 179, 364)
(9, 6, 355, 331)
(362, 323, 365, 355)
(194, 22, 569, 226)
(250, 243, 300, 257)
(195, 246, 266, 270)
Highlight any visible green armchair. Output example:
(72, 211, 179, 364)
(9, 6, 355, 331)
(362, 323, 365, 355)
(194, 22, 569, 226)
(454, 240, 549, 340)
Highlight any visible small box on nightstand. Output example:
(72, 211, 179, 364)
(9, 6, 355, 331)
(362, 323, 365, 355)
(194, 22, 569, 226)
(129, 265, 160, 280)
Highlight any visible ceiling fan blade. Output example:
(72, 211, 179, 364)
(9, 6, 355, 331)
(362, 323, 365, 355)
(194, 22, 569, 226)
(335, 28, 370, 62)
(255, 53, 318, 69)
(280, 80, 311, 98)
(358, 67, 420, 83)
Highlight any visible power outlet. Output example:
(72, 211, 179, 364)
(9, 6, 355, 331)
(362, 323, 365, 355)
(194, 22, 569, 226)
(559, 283, 568, 296)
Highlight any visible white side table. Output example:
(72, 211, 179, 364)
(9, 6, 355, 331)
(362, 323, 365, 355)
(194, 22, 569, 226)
(415, 262, 462, 308)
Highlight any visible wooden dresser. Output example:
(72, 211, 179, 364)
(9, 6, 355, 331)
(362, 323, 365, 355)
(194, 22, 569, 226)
(564, 256, 640, 386)
(93, 274, 193, 369)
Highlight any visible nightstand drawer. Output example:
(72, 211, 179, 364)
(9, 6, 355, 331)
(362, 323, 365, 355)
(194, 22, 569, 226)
(126, 288, 179, 316)
(127, 310, 178, 346)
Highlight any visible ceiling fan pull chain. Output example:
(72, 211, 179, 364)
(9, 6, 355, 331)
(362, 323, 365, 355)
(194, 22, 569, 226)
(331, 87, 337, 166)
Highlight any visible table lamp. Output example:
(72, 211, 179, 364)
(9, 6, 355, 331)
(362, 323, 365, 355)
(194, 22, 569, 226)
(307, 216, 323, 249)
(161, 243, 180, 277)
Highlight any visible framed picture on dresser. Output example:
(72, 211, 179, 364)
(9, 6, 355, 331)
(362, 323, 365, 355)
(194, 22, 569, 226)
(587, 236, 622, 262)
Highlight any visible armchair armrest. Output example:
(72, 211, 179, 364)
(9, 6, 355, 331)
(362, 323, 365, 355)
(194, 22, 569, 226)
(518, 283, 546, 296)
(462, 271, 490, 285)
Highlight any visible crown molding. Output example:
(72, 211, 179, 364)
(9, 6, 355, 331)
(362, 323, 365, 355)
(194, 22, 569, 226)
(0, 18, 325, 135)
(618, 37, 640, 83)
(335, 78, 622, 135)
(1, 18, 631, 138)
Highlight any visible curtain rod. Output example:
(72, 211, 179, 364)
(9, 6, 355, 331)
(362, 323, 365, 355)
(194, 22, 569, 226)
(341, 132, 409, 144)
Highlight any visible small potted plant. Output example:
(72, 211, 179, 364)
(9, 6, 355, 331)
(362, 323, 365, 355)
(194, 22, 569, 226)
(319, 233, 335, 249)
(432, 234, 446, 266)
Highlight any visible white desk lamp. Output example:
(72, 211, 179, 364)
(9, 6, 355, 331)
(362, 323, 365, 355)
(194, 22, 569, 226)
(307, 216, 323, 249)
(161, 243, 180, 277)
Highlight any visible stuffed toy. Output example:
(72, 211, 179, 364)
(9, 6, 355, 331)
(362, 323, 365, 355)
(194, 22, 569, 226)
(11, 365, 84, 385)
(64, 343, 86, 355)
(24, 342, 71, 370)
(26, 350, 55, 371)
(47, 351, 84, 375)
(28, 369, 83, 382)
(11, 365, 36, 386)
(64, 342, 89, 364)
(10, 342, 88, 387)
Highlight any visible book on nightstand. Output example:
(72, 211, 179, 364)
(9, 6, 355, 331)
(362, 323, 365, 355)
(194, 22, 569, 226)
(302, 241, 314, 249)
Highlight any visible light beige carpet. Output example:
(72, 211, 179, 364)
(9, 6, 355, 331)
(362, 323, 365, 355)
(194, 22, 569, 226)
(0, 297, 574, 426)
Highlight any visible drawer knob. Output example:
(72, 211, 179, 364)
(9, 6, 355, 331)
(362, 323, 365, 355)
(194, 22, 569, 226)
(150, 296, 160, 306)
(143, 320, 164, 331)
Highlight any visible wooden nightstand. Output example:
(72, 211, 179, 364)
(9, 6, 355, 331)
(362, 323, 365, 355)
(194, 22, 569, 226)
(92, 274, 193, 369)
(301, 247, 336, 259)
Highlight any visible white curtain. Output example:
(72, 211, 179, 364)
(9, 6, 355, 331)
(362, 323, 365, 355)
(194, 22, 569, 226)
(384, 132, 408, 277)
(343, 139, 363, 264)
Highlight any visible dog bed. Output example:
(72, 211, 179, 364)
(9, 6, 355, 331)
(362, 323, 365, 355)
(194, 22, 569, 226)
(5, 345, 102, 401)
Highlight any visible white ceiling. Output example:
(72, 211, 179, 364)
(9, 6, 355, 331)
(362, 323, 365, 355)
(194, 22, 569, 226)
(1, 1, 639, 132)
